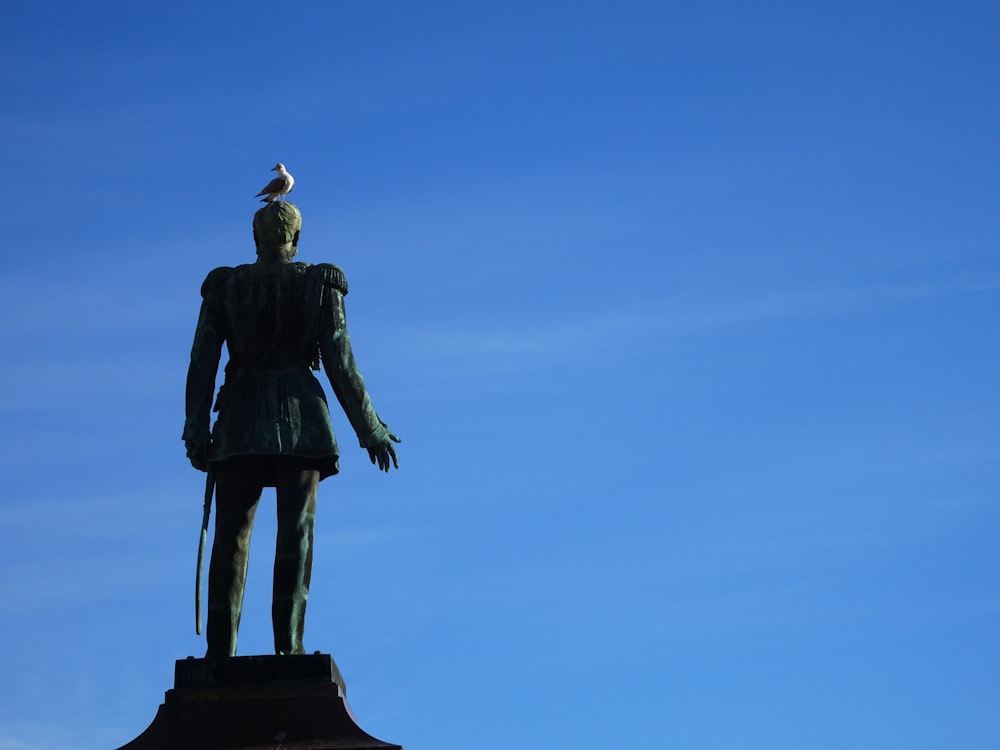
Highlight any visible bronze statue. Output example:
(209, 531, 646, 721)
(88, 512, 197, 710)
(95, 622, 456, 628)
(182, 200, 400, 657)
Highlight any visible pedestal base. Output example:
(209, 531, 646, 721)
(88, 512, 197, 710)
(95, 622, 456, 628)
(116, 654, 401, 750)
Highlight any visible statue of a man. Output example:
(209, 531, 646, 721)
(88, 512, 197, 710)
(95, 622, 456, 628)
(182, 201, 400, 657)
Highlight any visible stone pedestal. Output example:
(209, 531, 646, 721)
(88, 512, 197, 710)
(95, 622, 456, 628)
(115, 653, 401, 750)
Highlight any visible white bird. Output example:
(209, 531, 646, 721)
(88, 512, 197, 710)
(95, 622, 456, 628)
(256, 163, 294, 202)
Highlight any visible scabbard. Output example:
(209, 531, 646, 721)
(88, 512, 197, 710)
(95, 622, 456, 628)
(195, 469, 215, 636)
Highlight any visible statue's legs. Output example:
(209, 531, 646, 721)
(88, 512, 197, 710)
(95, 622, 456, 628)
(272, 461, 319, 655)
(205, 457, 320, 657)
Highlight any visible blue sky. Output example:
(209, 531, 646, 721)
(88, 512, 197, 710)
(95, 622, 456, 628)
(0, 1, 998, 748)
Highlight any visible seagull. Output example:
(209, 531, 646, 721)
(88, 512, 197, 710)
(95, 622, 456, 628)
(256, 163, 294, 203)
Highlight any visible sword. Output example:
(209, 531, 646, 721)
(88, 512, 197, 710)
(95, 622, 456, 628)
(196, 469, 215, 635)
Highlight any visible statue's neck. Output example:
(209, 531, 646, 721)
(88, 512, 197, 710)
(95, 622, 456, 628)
(255, 247, 296, 265)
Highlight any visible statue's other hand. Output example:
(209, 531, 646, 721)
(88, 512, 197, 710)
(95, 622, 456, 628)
(185, 440, 209, 472)
(367, 431, 401, 472)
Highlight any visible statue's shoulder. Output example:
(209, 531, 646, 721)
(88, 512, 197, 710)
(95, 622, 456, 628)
(200, 266, 235, 297)
(307, 262, 349, 295)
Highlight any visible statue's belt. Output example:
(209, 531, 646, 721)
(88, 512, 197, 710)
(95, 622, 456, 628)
(214, 365, 315, 411)
(227, 364, 314, 379)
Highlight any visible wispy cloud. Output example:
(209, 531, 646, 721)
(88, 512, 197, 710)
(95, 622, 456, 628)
(394, 276, 1000, 366)
(0, 729, 100, 750)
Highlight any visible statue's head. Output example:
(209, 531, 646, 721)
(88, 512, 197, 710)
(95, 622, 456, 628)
(253, 201, 302, 259)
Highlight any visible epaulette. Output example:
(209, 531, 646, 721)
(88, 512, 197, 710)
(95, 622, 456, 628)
(312, 263, 348, 295)
(200, 266, 233, 298)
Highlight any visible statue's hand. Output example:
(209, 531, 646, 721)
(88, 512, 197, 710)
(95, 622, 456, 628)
(367, 430, 401, 472)
(185, 440, 210, 472)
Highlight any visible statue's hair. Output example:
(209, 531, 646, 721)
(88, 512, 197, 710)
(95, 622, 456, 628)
(253, 201, 302, 248)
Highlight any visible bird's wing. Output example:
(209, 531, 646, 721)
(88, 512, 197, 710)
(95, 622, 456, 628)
(256, 176, 288, 196)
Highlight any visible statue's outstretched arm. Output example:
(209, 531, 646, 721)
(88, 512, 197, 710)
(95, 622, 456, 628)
(318, 280, 400, 471)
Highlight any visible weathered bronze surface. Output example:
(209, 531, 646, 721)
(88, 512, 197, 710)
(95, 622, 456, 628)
(183, 201, 400, 657)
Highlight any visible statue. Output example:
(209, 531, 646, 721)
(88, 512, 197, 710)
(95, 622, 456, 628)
(182, 200, 400, 657)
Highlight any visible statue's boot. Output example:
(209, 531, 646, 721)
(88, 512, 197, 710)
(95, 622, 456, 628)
(205, 538, 251, 657)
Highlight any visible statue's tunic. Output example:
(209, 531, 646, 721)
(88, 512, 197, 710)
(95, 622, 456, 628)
(183, 261, 386, 482)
